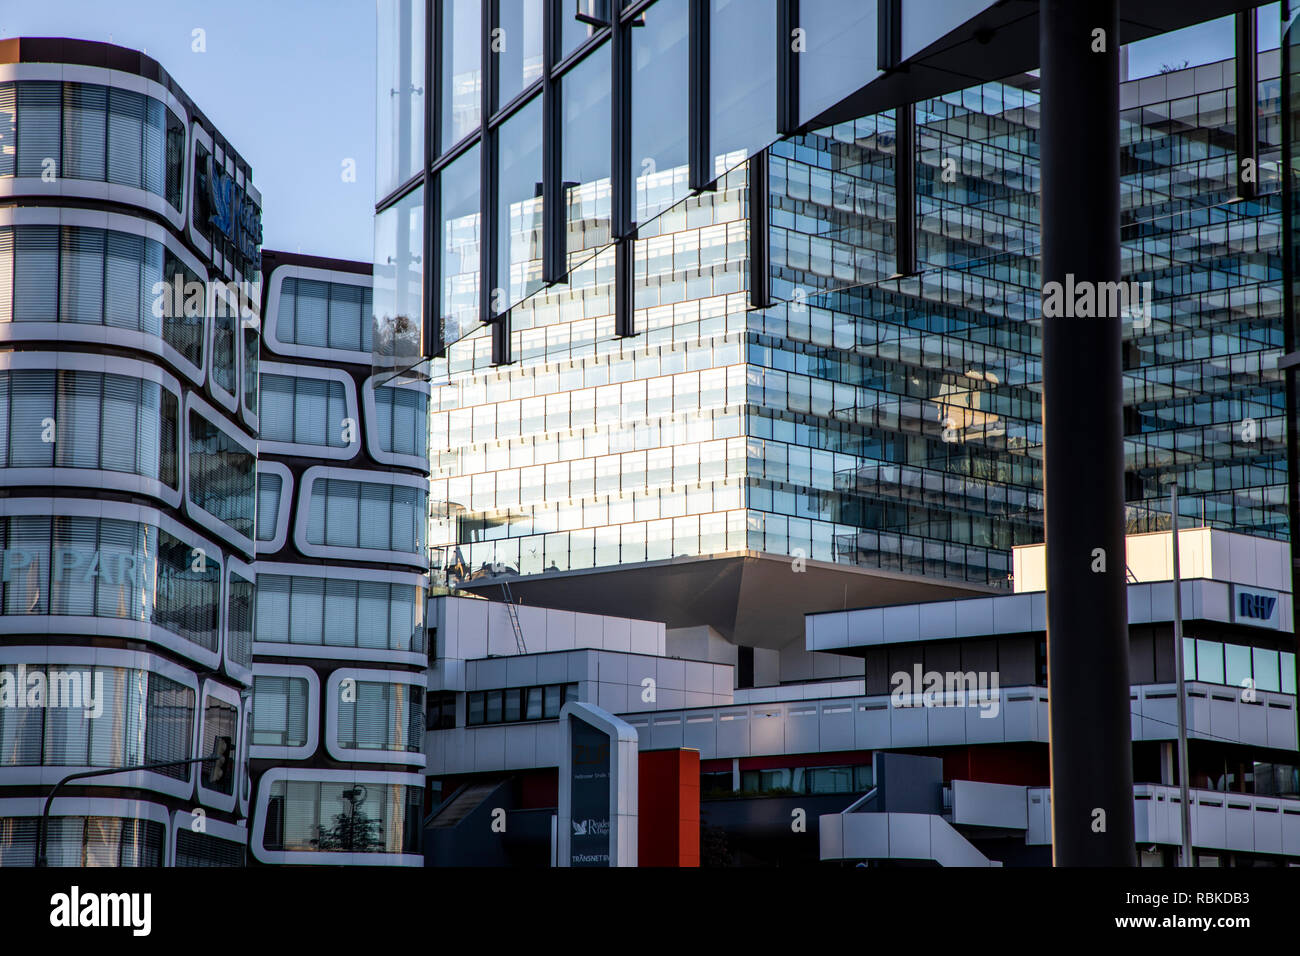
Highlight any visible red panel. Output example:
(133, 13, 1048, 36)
(518, 769, 558, 808)
(639, 749, 700, 867)
(936, 745, 1049, 786)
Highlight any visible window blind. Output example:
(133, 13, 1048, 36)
(16, 82, 59, 179)
(255, 468, 282, 541)
(104, 231, 144, 330)
(13, 225, 58, 323)
(8, 369, 54, 466)
(255, 574, 291, 643)
(56, 369, 101, 469)
(294, 279, 329, 347)
(61, 84, 106, 181)
(106, 88, 145, 189)
(0, 84, 15, 178)
(59, 228, 105, 325)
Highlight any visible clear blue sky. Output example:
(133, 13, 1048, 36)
(1, 0, 376, 263)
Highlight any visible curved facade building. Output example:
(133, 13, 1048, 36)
(248, 251, 429, 866)
(0, 38, 260, 866)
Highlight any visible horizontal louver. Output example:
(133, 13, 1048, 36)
(16, 82, 59, 179)
(106, 88, 145, 188)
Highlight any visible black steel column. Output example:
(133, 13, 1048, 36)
(894, 102, 915, 277)
(1039, 0, 1136, 867)
(748, 148, 771, 310)
(688, 0, 712, 192)
(424, 0, 439, 356)
(612, 5, 635, 337)
(1236, 10, 1258, 201)
(777, 0, 799, 136)
(542, 0, 565, 284)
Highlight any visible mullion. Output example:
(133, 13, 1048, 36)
(543, 0, 565, 284)
(483, 0, 509, 364)
(749, 148, 771, 309)
(688, 0, 710, 192)
(424, 0, 438, 356)
(1235, 10, 1258, 202)
(612, 0, 635, 337)
(895, 102, 916, 277)
(777, 0, 799, 136)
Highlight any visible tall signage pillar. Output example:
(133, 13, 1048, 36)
(557, 702, 639, 867)
(1039, 0, 1137, 865)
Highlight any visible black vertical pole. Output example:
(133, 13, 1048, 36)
(748, 148, 771, 310)
(1236, 10, 1258, 201)
(688, 0, 711, 192)
(424, 0, 439, 357)
(543, 0, 565, 285)
(777, 0, 799, 136)
(613, 5, 635, 337)
(894, 102, 915, 277)
(1039, 0, 1136, 867)
(482, 0, 508, 364)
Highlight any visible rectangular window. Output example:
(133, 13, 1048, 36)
(709, 0, 777, 177)
(496, 95, 545, 311)
(631, 0, 690, 224)
(201, 697, 238, 794)
(377, 0, 426, 199)
(495, 0, 545, 110)
(373, 187, 424, 365)
(16, 82, 60, 179)
(1195, 639, 1224, 684)
(438, 144, 481, 348)
(562, 44, 612, 267)
(62, 84, 106, 181)
(442, 0, 483, 149)
(188, 410, 255, 539)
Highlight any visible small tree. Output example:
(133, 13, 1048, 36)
(312, 786, 382, 852)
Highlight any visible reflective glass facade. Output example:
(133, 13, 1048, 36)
(421, 46, 1288, 591)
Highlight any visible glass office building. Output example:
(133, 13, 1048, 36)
(0, 38, 258, 865)
(384, 2, 1286, 644)
(248, 251, 428, 866)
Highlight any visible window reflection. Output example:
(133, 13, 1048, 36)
(442, 0, 482, 149)
(377, 0, 425, 197)
(562, 44, 612, 268)
(495, 0, 545, 110)
(439, 144, 481, 346)
(631, 0, 689, 225)
(709, 0, 776, 178)
(372, 189, 424, 366)
(497, 96, 544, 312)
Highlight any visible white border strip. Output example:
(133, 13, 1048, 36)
(257, 360, 361, 460)
(262, 263, 373, 363)
(0, 497, 224, 670)
(248, 662, 320, 762)
(182, 391, 257, 557)
(253, 460, 293, 555)
(324, 668, 427, 766)
(294, 466, 428, 568)
(249, 767, 425, 866)
(363, 373, 431, 470)
(0, 350, 184, 510)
